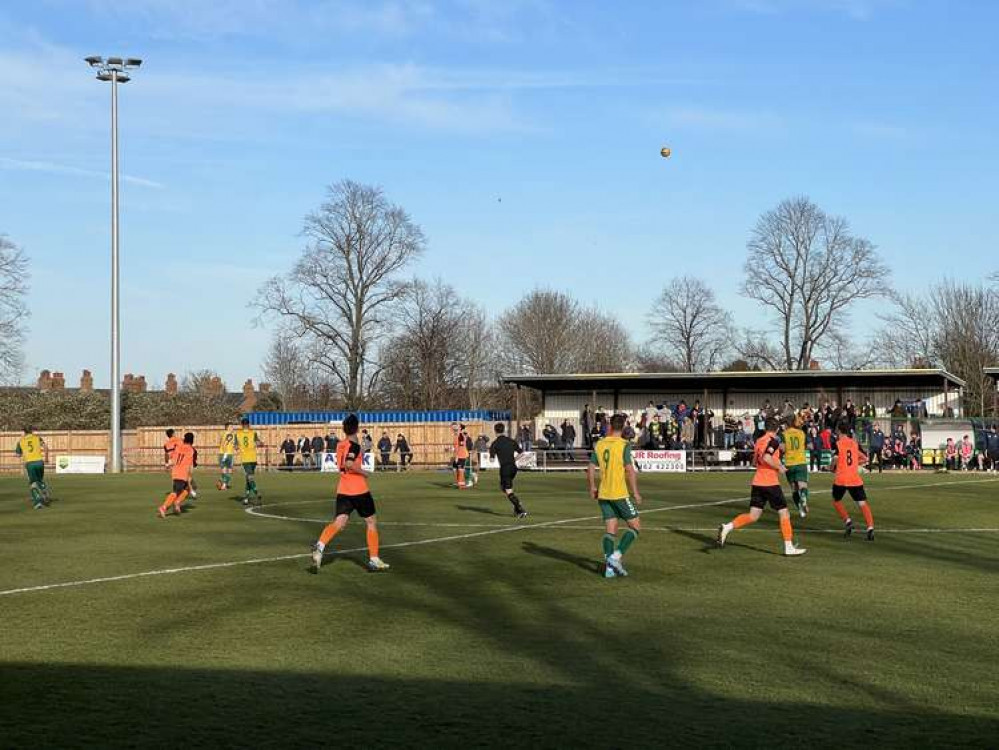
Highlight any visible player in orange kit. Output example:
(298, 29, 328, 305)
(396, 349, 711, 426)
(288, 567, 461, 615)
(716, 416, 807, 556)
(451, 422, 472, 488)
(311, 414, 389, 573)
(157, 432, 197, 518)
(831, 421, 875, 540)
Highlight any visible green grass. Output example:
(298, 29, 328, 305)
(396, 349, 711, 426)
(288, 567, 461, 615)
(1, 468, 997, 748)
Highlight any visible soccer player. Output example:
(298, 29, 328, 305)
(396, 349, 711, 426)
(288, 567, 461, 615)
(831, 422, 875, 540)
(217, 423, 236, 491)
(489, 422, 527, 518)
(717, 416, 807, 556)
(157, 432, 197, 518)
(15, 426, 50, 510)
(164, 428, 198, 498)
(234, 418, 264, 506)
(586, 413, 643, 578)
(311, 414, 390, 573)
(783, 415, 810, 518)
(451, 422, 471, 489)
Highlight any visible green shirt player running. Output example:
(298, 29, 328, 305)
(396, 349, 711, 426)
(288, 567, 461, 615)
(783, 415, 809, 518)
(234, 418, 265, 506)
(15, 426, 50, 510)
(587, 413, 642, 579)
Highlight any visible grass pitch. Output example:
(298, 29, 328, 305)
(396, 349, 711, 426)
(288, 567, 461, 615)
(1, 468, 997, 748)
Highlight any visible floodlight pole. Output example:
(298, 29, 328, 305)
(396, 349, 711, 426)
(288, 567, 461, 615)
(109, 68, 122, 473)
(87, 56, 140, 473)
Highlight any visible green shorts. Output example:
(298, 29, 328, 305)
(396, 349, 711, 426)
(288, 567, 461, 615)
(786, 464, 809, 483)
(243, 462, 257, 476)
(598, 498, 639, 522)
(219, 454, 234, 470)
(24, 460, 44, 485)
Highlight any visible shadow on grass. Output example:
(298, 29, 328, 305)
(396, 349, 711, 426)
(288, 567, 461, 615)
(521, 540, 602, 575)
(0, 661, 994, 749)
(456, 504, 507, 517)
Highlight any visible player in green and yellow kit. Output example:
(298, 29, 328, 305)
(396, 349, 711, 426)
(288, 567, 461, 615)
(234, 418, 265, 506)
(586, 413, 643, 579)
(15, 426, 50, 510)
(783, 415, 809, 518)
(217, 423, 236, 491)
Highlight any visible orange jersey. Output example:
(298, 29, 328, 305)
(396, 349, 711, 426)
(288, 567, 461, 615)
(752, 434, 782, 487)
(336, 439, 369, 496)
(171, 443, 196, 481)
(834, 437, 866, 487)
(164, 436, 182, 462)
(454, 432, 469, 460)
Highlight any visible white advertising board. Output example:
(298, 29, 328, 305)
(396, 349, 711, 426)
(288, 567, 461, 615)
(55, 455, 106, 474)
(633, 450, 686, 473)
(320, 451, 375, 473)
(478, 451, 538, 470)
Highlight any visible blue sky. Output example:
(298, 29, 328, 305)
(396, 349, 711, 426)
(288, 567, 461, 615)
(1, 0, 996, 388)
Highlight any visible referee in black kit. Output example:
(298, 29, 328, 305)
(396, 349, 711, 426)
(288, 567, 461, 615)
(489, 423, 528, 519)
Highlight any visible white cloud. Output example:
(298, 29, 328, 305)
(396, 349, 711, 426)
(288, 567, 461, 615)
(0, 157, 164, 188)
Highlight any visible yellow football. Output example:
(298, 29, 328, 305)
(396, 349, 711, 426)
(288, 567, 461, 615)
(660, 147, 671, 158)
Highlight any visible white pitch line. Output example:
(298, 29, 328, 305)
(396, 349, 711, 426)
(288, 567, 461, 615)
(1, 476, 995, 598)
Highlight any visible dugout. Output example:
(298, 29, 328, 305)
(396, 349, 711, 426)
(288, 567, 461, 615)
(502, 369, 965, 429)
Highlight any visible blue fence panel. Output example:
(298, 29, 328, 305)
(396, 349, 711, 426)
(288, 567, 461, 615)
(244, 409, 511, 426)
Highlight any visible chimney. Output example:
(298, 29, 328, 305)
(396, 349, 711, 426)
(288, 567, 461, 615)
(80, 370, 94, 392)
(122, 373, 134, 392)
(240, 379, 257, 411)
(135, 375, 147, 393)
(37, 370, 52, 391)
(51, 372, 65, 390)
(808, 360, 821, 371)
(165, 373, 178, 395)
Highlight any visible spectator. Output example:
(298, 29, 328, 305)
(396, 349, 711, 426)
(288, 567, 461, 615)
(959, 434, 974, 470)
(868, 426, 885, 473)
(474, 434, 490, 456)
(378, 431, 393, 468)
(944, 437, 958, 471)
(844, 400, 857, 431)
(907, 432, 922, 471)
(280, 435, 296, 471)
(799, 402, 814, 424)
(560, 420, 576, 453)
(324, 431, 339, 454)
(860, 397, 876, 441)
(299, 435, 313, 469)
(581, 404, 594, 448)
(311, 435, 325, 470)
(985, 426, 999, 472)
(807, 425, 822, 472)
(361, 429, 374, 455)
(518, 423, 533, 452)
(647, 413, 666, 449)
(394, 433, 413, 469)
(942, 402, 955, 418)
(622, 418, 636, 442)
(914, 398, 929, 419)
(680, 416, 695, 450)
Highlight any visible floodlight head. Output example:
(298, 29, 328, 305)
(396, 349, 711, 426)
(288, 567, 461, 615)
(96, 71, 113, 81)
(107, 56, 124, 66)
(125, 58, 142, 68)
(117, 73, 131, 83)
(85, 55, 103, 66)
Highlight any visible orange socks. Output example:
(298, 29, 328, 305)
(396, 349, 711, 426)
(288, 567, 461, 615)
(779, 515, 793, 542)
(318, 523, 341, 549)
(455, 470, 464, 488)
(366, 526, 380, 558)
(860, 503, 874, 530)
(832, 501, 851, 523)
(159, 493, 177, 512)
(732, 513, 756, 529)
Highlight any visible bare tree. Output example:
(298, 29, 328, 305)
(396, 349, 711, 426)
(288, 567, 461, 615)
(378, 279, 496, 410)
(740, 197, 889, 370)
(646, 276, 733, 372)
(0, 235, 29, 383)
(872, 278, 999, 415)
(633, 344, 682, 373)
(262, 332, 309, 408)
(181, 369, 227, 397)
(256, 180, 426, 408)
(497, 289, 632, 374)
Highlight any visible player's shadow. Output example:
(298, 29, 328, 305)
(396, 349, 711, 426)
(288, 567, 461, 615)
(306, 553, 369, 575)
(456, 505, 507, 517)
(521, 541, 603, 575)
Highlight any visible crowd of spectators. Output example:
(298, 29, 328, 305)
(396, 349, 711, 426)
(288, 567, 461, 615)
(278, 429, 412, 470)
(514, 397, 999, 472)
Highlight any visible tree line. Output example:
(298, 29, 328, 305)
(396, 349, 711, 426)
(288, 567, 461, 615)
(2, 185, 996, 417)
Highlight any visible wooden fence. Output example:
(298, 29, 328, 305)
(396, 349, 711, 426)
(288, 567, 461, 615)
(0, 421, 500, 474)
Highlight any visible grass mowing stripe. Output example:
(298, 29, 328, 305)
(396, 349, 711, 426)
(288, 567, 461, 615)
(1, 475, 994, 598)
